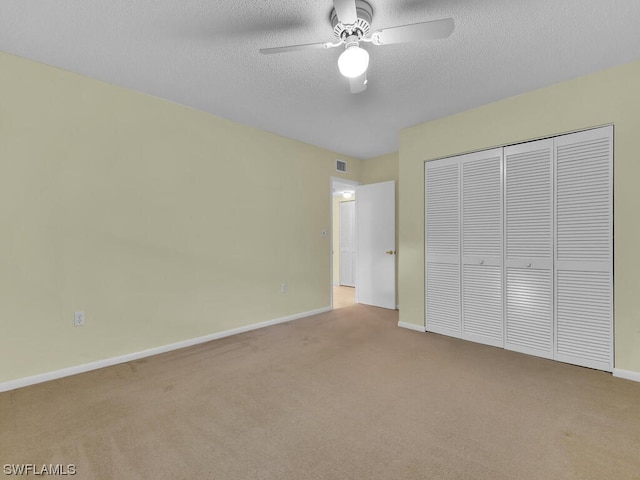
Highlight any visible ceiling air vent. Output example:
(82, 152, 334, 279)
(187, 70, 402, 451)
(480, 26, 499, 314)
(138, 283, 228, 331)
(336, 159, 348, 173)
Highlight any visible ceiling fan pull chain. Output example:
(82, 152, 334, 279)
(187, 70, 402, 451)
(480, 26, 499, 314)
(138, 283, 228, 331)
(324, 41, 343, 49)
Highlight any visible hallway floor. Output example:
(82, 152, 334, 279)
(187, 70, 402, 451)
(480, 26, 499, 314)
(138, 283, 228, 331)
(333, 285, 355, 309)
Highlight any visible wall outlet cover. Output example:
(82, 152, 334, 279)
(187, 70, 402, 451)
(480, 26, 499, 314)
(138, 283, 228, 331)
(74, 311, 85, 327)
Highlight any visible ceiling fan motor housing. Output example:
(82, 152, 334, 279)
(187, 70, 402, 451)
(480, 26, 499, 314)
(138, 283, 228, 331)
(331, 0, 373, 41)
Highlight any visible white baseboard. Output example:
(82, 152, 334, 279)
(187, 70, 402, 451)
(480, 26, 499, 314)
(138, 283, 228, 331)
(612, 368, 640, 383)
(397, 321, 425, 332)
(0, 306, 331, 393)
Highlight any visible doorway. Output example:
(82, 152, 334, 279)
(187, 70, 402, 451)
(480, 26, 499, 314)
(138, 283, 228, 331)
(331, 178, 359, 309)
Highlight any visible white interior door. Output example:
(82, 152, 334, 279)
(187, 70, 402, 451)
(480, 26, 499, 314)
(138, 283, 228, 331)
(356, 181, 396, 309)
(504, 139, 554, 358)
(425, 157, 461, 336)
(554, 126, 613, 371)
(339, 201, 356, 287)
(460, 148, 504, 347)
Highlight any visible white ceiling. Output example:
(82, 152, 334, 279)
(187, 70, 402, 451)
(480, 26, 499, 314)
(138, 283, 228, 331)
(1, 1, 639, 159)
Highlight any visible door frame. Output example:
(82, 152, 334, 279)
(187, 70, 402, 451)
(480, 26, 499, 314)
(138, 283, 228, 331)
(330, 177, 360, 309)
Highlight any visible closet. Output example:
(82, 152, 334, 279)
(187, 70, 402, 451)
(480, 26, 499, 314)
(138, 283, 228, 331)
(425, 126, 613, 371)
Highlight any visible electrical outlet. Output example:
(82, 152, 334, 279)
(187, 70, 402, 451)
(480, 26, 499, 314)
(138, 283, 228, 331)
(281, 283, 287, 294)
(74, 311, 85, 327)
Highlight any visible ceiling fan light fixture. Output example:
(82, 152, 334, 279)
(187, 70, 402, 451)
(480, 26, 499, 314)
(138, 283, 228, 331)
(338, 44, 369, 78)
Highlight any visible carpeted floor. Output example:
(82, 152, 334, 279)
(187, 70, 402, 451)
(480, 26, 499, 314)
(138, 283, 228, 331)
(1, 304, 640, 479)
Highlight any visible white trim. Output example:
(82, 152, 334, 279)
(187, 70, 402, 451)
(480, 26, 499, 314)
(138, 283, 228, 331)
(398, 321, 425, 332)
(612, 368, 640, 383)
(0, 306, 331, 393)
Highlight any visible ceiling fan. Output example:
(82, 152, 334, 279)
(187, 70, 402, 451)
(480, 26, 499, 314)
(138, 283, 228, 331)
(259, 0, 454, 94)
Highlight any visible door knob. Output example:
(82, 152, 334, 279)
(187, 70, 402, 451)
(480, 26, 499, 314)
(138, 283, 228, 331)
(385, 250, 396, 255)
(527, 263, 532, 268)
(480, 260, 484, 265)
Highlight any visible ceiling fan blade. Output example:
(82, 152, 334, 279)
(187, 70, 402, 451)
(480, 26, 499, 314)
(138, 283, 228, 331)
(333, 0, 358, 25)
(259, 41, 338, 54)
(349, 73, 367, 94)
(372, 18, 454, 45)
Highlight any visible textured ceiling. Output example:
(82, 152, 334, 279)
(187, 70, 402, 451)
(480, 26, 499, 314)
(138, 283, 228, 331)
(1, 1, 639, 159)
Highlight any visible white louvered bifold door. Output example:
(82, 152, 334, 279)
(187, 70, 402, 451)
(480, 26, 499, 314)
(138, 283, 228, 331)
(425, 157, 461, 337)
(460, 149, 504, 347)
(554, 126, 613, 371)
(504, 139, 554, 358)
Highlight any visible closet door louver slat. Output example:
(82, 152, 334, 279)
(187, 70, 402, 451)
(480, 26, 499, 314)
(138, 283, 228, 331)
(506, 268, 553, 355)
(462, 264, 503, 345)
(426, 263, 461, 336)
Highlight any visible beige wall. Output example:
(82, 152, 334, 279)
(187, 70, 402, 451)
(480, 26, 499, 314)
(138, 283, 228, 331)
(361, 152, 399, 186)
(0, 52, 362, 383)
(399, 60, 640, 374)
